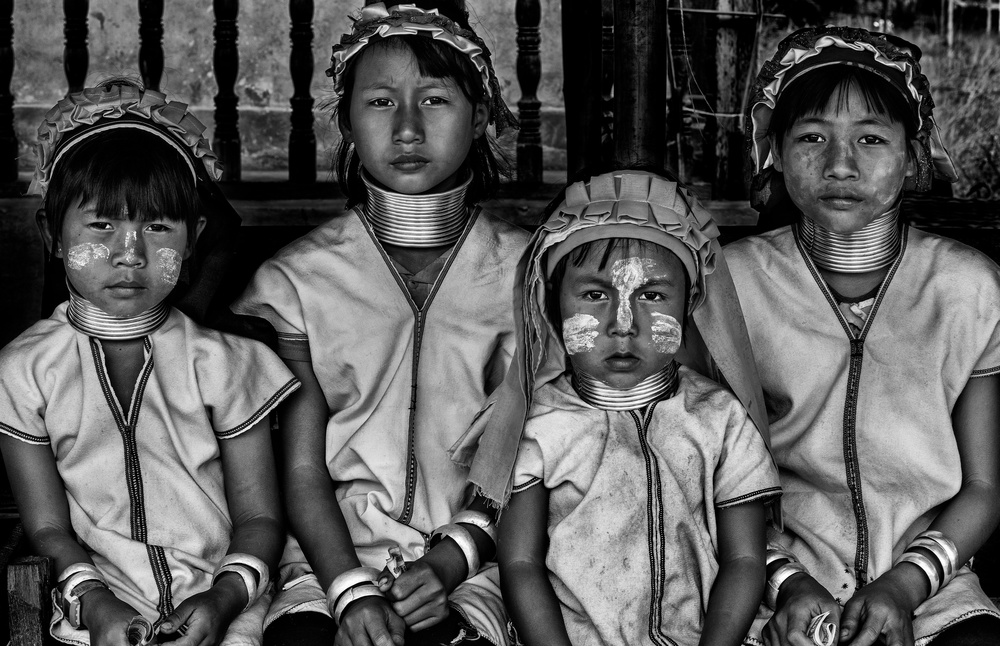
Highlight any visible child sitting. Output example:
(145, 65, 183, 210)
(490, 170, 781, 646)
(727, 26, 1000, 646)
(0, 79, 298, 646)
(231, 3, 526, 645)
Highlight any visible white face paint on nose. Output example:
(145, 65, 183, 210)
(651, 312, 682, 354)
(122, 230, 138, 264)
(67, 243, 110, 270)
(610, 257, 656, 330)
(156, 248, 182, 285)
(563, 313, 600, 354)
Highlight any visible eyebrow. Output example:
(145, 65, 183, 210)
(793, 115, 895, 128)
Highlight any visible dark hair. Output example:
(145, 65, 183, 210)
(546, 238, 689, 337)
(43, 128, 201, 247)
(768, 65, 918, 149)
(334, 11, 508, 206)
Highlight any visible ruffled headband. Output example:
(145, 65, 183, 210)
(745, 26, 957, 211)
(454, 171, 773, 510)
(29, 78, 222, 199)
(327, 3, 517, 134)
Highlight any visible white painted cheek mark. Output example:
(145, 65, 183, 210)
(611, 257, 656, 330)
(651, 313, 682, 354)
(66, 243, 110, 270)
(156, 248, 182, 285)
(562, 313, 600, 354)
(122, 231, 138, 264)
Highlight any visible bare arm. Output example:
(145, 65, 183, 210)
(497, 485, 572, 646)
(700, 502, 767, 646)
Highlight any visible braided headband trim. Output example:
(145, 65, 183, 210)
(744, 27, 956, 205)
(53, 121, 198, 183)
(327, 3, 517, 134)
(30, 82, 222, 198)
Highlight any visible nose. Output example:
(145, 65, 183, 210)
(393, 102, 423, 144)
(609, 297, 638, 338)
(823, 139, 859, 181)
(111, 227, 146, 268)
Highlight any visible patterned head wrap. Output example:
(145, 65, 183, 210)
(745, 26, 957, 212)
(455, 171, 773, 509)
(29, 78, 222, 199)
(327, 2, 517, 135)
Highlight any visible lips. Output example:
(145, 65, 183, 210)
(106, 280, 146, 296)
(391, 153, 429, 170)
(605, 352, 640, 371)
(819, 191, 864, 209)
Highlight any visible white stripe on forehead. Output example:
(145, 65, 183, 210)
(611, 257, 657, 331)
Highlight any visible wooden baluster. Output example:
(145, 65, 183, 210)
(600, 0, 614, 169)
(213, 0, 241, 181)
(138, 0, 164, 91)
(515, 0, 542, 187)
(289, 0, 315, 183)
(711, 0, 754, 198)
(64, 0, 89, 94)
(613, 0, 666, 169)
(0, 0, 14, 182)
(561, 0, 602, 180)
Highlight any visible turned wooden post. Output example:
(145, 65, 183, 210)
(63, 0, 88, 94)
(213, 0, 241, 181)
(613, 0, 666, 169)
(0, 0, 14, 182)
(516, 0, 542, 187)
(600, 0, 614, 161)
(711, 0, 755, 198)
(289, 0, 316, 183)
(138, 0, 164, 90)
(561, 0, 603, 179)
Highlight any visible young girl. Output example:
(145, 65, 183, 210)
(231, 3, 526, 645)
(488, 169, 781, 646)
(0, 79, 298, 645)
(727, 26, 1000, 646)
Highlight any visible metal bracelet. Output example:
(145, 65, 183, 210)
(326, 566, 382, 616)
(333, 584, 384, 625)
(896, 551, 941, 597)
(431, 523, 480, 580)
(451, 510, 498, 549)
(765, 561, 808, 610)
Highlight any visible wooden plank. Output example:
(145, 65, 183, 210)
(7, 556, 54, 646)
(613, 0, 666, 169)
(561, 0, 603, 179)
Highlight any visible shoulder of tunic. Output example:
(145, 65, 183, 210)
(675, 365, 747, 418)
(0, 305, 77, 368)
(903, 227, 1000, 303)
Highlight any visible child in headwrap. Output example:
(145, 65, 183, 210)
(727, 26, 1000, 646)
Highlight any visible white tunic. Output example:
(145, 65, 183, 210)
(233, 207, 529, 643)
(726, 225, 1000, 643)
(512, 368, 781, 646)
(0, 305, 299, 645)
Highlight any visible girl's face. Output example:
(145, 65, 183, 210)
(773, 82, 915, 233)
(558, 244, 687, 390)
(342, 44, 489, 195)
(53, 197, 201, 317)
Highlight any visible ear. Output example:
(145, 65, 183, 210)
(184, 215, 208, 260)
(768, 133, 783, 173)
(905, 138, 920, 178)
(472, 103, 490, 139)
(35, 208, 61, 258)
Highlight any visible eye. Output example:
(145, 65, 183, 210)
(422, 95, 450, 106)
(581, 290, 607, 302)
(796, 133, 824, 144)
(859, 134, 886, 145)
(368, 97, 393, 108)
(145, 222, 173, 233)
(86, 221, 114, 231)
(638, 291, 666, 302)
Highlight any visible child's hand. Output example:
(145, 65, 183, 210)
(379, 540, 467, 631)
(158, 574, 246, 646)
(764, 573, 841, 646)
(838, 566, 921, 646)
(79, 587, 142, 646)
(336, 596, 406, 646)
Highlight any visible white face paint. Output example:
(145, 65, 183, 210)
(156, 248, 183, 285)
(122, 230, 138, 265)
(651, 312, 682, 354)
(562, 313, 600, 354)
(66, 243, 110, 271)
(610, 257, 657, 330)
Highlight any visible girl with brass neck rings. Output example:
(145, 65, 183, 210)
(727, 26, 1000, 646)
(233, 3, 526, 645)
(0, 79, 297, 646)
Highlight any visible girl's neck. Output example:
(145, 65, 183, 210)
(361, 169, 472, 249)
(572, 361, 680, 412)
(66, 289, 168, 341)
(798, 203, 901, 275)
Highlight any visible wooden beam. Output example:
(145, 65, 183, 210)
(561, 0, 602, 179)
(613, 0, 666, 169)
